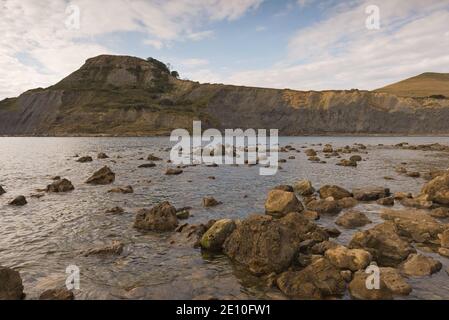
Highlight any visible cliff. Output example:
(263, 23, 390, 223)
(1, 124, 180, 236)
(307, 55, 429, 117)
(1, 55, 449, 136)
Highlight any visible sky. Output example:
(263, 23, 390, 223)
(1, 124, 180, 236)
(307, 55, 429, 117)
(1, 0, 449, 100)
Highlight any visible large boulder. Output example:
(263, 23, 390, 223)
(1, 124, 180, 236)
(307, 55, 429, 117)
(380, 209, 445, 244)
(265, 190, 304, 218)
(319, 185, 352, 200)
(86, 166, 115, 185)
(294, 180, 315, 196)
(324, 245, 372, 271)
(352, 187, 390, 201)
(307, 199, 341, 215)
(0, 266, 24, 300)
(223, 213, 327, 274)
(400, 254, 442, 276)
(421, 171, 449, 205)
(276, 258, 345, 299)
(336, 211, 371, 229)
(200, 219, 236, 251)
(349, 222, 416, 267)
(46, 178, 74, 193)
(348, 271, 393, 300)
(134, 201, 179, 232)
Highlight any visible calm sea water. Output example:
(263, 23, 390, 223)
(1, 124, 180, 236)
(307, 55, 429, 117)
(1, 136, 449, 300)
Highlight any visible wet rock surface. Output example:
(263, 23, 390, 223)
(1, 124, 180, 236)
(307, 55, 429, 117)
(86, 166, 115, 185)
(0, 266, 24, 300)
(134, 201, 179, 232)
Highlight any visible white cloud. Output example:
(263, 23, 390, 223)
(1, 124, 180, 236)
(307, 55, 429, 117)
(187, 30, 215, 41)
(220, 0, 449, 91)
(181, 58, 210, 67)
(0, 0, 263, 99)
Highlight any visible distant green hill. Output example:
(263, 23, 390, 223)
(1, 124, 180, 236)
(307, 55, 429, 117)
(376, 72, 449, 98)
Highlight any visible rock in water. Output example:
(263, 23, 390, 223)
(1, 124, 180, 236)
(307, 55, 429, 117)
(9, 195, 27, 206)
(148, 154, 162, 161)
(39, 288, 74, 300)
(273, 185, 294, 192)
(202, 197, 222, 208)
(0, 266, 24, 300)
(348, 271, 393, 300)
(138, 163, 156, 168)
(200, 219, 236, 251)
(276, 258, 346, 299)
(105, 206, 125, 215)
(336, 211, 371, 229)
(82, 240, 124, 257)
(421, 171, 449, 205)
(379, 267, 412, 296)
(352, 187, 390, 201)
(306, 199, 341, 215)
(176, 210, 190, 220)
(86, 166, 115, 185)
(294, 180, 315, 196)
(349, 222, 415, 267)
(377, 196, 395, 206)
(399, 254, 442, 276)
(165, 168, 183, 175)
(134, 201, 178, 231)
(77, 156, 93, 163)
(324, 245, 372, 271)
(265, 190, 304, 218)
(46, 178, 74, 193)
(319, 185, 351, 200)
(108, 185, 133, 194)
(380, 209, 444, 244)
(97, 153, 109, 159)
(223, 212, 327, 274)
(0, 185, 6, 195)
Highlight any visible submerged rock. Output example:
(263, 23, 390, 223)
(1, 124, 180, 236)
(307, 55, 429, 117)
(108, 185, 134, 194)
(319, 185, 352, 200)
(9, 195, 27, 206)
(82, 240, 124, 257)
(337, 159, 357, 167)
(400, 254, 442, 276)
(39, 288, 74, 300)
(105, 206, 125, 215)
(352, 187, 390, 201)
(200, 219, 236, 251)
(134, 201, 178, 231)
(349, 222, 415, 267)
(336, 211, 371, 229)
(0, 266, 24, 300)
(350, 155, 363, 162)
(223, 213, 327, 274)
(148, 154, 163, 161)
(203, 197, 222, 208)
(276, 258, 345, 299)
(97, 152, 109, 159)
(86, 166, 115, 185)
(77, 156, 93, 163)
(46, 178, 74, 193)
(176, 210, 190, 220)
(165, 168, 183, 175)
(293, 180, 315, 196)
(138, 163, 156, 168)
(265, 190, 304, 218)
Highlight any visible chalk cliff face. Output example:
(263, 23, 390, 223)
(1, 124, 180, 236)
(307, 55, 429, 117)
(1, 54, 449, 136)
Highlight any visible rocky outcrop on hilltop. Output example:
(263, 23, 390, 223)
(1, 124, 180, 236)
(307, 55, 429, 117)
(1, 55, 449, 136)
